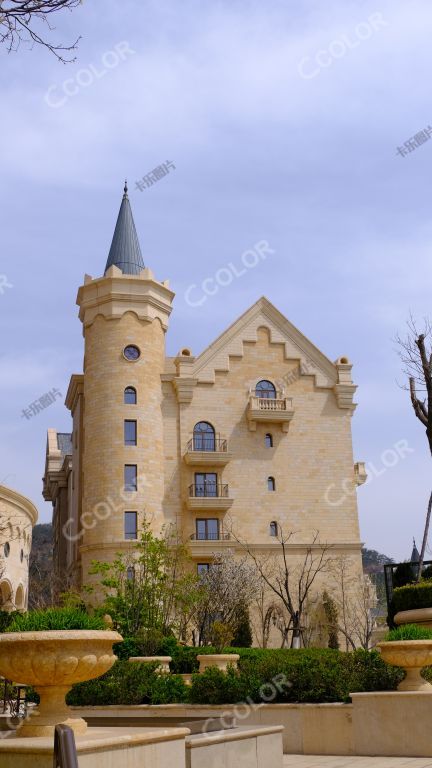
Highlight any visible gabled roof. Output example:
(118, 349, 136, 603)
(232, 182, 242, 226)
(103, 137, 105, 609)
(189, 296, 339, 387)
(104, 182, 145, 276)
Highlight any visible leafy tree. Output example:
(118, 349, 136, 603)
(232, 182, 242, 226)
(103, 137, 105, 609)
(323, 590, 339, 650)
(88, 520, 203, 643)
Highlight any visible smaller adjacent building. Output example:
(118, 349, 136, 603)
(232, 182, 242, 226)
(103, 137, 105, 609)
(0, 485, 38, 610)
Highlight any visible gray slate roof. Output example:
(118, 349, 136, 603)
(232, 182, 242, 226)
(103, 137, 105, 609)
(57, 432, 73, 456)
(104, 182, 145, 275)
(411, 538, 420, 563)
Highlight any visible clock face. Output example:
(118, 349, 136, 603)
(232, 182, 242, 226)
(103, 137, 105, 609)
(123, 345, 140, 361)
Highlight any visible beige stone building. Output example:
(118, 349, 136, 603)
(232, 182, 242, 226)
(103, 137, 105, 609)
(43, 184, 366, 622)
(0, 485, 38, 610)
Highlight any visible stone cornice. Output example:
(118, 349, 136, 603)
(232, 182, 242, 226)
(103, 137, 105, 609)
(76, 269, 174, 331)
(65, 374, 84, 413)
(173, 377, 198, 404)
(0, 485, 38, 526)
(188, 297, 340, 389)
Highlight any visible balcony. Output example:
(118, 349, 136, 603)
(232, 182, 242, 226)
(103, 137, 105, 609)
(187, 483, 234, 512)
(184, 437, 232, 466)
(189, 532, 231, 541)
(188, 530, 233, 557)
(247, 394, 294, 432)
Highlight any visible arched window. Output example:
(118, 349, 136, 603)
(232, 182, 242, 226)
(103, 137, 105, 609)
(3, 542, 10, 557)
(269, 521, 278, 537)
(265, 433, 273, 448)
(255, 380, 276, 399)
(124, 386, 137, 404)
(267, 476, 276, 491)
(193, 421, 215, 451)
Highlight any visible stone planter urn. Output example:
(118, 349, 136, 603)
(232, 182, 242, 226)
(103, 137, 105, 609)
(0, 630, 122, 737)
(377, 640, 432, 692)
(128, 656, 172, 674)
(197, 654, 240, 673)
(394, 608, 432, 629)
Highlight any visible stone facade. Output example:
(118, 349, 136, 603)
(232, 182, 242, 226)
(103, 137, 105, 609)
(0, 485, 38, 610)
(43, 189, 366, 641)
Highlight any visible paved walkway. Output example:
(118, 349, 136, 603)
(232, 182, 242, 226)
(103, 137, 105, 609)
(283, 757, 432, 768)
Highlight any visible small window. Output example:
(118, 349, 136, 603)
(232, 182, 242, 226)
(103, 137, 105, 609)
(124, 420, 137, 446)
(20, 548, 24, 562)
(126, 566, 135, 581)
(124, 512, 138, 540)
(3, 542, 10, 558)
(123, 345, 140, 361)
(269, 521, 278, 537)
(124, 465, 138, 492)
(124, 387, 137, 404)
(267, 476, 276, 491)
(197, 563, 210, 575)
(255, 380, 276, 399)
(265, 433, 273, 448)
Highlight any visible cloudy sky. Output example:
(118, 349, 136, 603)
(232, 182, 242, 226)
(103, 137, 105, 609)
(1, 0, 432, 560)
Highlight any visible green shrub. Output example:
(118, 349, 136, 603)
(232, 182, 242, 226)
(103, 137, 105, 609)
(187, 648, 403, 705)
(385, 624, 432, 641)
(393, 580, 432, 613)
(5, 608, 106, 632)
(67, 660, 189, 706)
(0, 610, 19, 632)
(113, 637, 142, 660)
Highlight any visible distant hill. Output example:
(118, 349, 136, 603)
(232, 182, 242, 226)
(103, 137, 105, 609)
(29, 523, 53, 609)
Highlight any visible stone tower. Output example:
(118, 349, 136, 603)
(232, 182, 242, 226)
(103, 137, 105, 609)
(76, 183, 174, 581)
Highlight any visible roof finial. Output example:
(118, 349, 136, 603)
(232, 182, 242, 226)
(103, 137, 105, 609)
(123, 179, 128, 198)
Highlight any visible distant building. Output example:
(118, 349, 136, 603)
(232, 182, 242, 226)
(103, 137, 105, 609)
(0, 485, 38, 610)
(43, 184, 366, 637)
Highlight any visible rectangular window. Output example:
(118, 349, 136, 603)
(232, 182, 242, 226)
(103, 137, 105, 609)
(124, 420, 137, 446)
(194, 472, 217, 497)
(124, 512, 137, 540)
(197, 563, 209, 575)
(196, 518, 219, 540)
(124, 464, 137, 492)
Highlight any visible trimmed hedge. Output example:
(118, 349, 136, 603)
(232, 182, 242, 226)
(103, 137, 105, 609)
(67, 660, 189, 706)
(67, 648, 404, 707)
(393, 580, 432, 613)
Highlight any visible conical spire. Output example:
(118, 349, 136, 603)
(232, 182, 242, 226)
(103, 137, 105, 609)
(104, 182, 145, 275)
(411, 538, 420, 563)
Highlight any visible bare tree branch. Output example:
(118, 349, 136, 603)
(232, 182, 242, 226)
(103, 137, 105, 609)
(0, 0, 82, 62)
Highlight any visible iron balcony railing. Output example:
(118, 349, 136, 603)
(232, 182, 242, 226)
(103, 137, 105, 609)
(187, 437, 228, 452)
(188, 483, 229, 498)
(190, 532, 231, 541)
